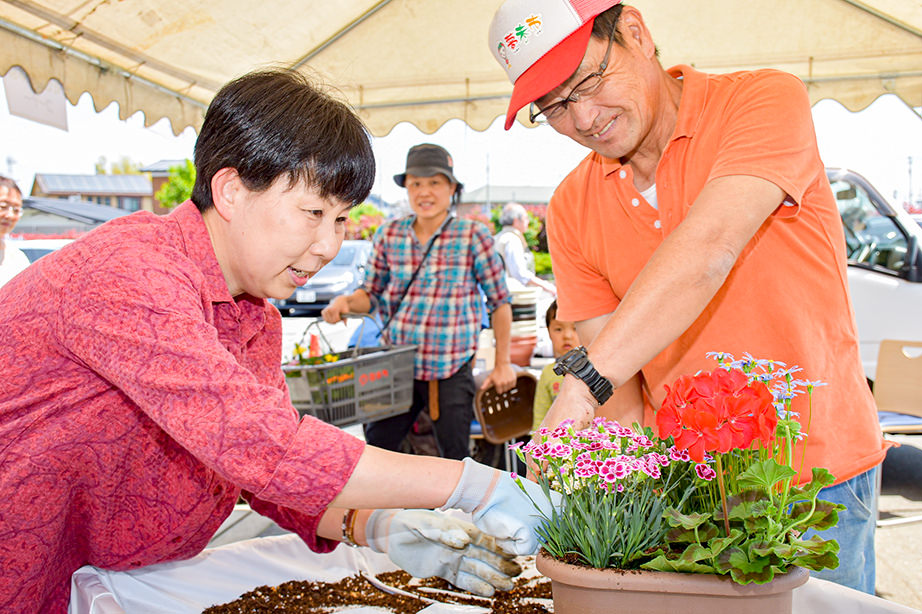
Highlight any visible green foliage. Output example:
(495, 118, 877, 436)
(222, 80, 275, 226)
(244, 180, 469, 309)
(349, 202, 383, 220)
(534, 251, 553, 277)
(155, 160, 196, 209)
(346, 202, 384, 240)
(643, 465, 843, 583)
(489, 206, 502, 234)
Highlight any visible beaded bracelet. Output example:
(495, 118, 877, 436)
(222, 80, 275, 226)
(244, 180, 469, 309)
(341, 508, 359, 547)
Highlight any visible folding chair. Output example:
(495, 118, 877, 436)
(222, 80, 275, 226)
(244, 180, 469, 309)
(873, 339, 922, 527)
(473, 371, 537, 472)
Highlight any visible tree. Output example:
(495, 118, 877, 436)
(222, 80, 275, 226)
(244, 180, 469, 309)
(94, 155, 141, 175)
(155, 159, 196, 209)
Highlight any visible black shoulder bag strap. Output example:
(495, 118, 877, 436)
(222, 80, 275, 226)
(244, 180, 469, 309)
(380, 216, 452, 335)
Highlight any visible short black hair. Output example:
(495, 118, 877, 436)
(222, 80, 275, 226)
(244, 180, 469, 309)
(191, 69, 375, 212)
(545, 299, 559, 328)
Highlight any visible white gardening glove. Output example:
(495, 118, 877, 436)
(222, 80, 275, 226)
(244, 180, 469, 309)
(365, 509, 522, 597)
(440, 458, 562, 556)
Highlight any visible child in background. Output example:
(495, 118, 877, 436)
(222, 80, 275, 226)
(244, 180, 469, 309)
(532, 300, 580, 431)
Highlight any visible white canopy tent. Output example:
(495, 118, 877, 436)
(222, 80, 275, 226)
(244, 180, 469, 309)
(1, 0, 921, 137)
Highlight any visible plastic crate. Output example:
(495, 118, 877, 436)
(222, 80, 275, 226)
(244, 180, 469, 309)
(283, 318, 415, 427)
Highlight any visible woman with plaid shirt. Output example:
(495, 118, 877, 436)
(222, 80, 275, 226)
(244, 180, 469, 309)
(323, 144, 516, 459)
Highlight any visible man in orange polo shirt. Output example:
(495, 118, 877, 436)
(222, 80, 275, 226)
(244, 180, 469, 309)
(488, 0, 888, 593)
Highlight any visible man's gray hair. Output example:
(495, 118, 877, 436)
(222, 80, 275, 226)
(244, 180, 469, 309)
(499, 202, 528, 226)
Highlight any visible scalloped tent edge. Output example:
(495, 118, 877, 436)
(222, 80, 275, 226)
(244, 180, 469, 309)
(1, 0, 921, 137)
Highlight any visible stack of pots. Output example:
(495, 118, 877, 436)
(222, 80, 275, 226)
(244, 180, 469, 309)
(508, 284, 538, 367)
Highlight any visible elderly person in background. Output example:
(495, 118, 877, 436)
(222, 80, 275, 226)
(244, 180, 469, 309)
(0, 175, 29, 288)
(494, 202, 556, 295)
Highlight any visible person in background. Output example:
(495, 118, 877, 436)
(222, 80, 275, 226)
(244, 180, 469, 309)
(324, 144, 517, 460)
(0, 175, 29, 287)
(488, 0, 887, 593)
(0, 70, 554, 613)
(532, 300, 579, 431)
(494, 202, 556, 296)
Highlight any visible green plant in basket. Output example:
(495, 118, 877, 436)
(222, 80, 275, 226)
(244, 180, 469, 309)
(289, 341, 340, 367)
(286, 336, 354, 407)
(513, 352, 844, 585)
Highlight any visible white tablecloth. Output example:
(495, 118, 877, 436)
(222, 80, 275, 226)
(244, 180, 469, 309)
(69, 533, 920, 614)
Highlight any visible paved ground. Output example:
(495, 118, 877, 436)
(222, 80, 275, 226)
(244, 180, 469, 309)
(875, 435, 922, 611)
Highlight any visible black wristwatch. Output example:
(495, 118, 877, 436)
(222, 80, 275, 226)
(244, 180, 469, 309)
(553, 346, 614, 405)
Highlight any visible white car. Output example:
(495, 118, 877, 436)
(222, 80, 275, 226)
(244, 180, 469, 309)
(828, 168, 922, 381)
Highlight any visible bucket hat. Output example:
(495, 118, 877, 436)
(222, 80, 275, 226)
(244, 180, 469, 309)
(393, 143, 463, 192)
(488, 0, 622, 129)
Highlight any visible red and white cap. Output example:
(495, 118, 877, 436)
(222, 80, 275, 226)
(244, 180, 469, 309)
(488, 0, 622, 130)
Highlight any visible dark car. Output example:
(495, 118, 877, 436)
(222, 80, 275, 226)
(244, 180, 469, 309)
(271, 240, 373, 315)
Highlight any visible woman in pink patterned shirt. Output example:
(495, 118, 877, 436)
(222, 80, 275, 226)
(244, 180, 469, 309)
(0, 70, 555, 613)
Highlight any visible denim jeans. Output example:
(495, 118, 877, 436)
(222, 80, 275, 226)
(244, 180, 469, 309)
(802, 465, 879, 594)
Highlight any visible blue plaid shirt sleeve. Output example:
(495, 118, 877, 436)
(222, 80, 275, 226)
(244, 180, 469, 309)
(471, 222, 511, 313)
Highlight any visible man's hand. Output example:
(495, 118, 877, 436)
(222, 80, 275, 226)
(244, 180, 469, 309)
(365, 509, 522, 597)
(534, 374, 597, 433)
(481, 362, 517, 394)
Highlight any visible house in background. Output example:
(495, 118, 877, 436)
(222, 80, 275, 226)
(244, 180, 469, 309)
(31, 173, 153, 213)
(140, 159, 186, 213)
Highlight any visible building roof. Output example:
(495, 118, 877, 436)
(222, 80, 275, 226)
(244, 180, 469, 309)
(33, 173, 152, 196)
(139, 159, 188, 174)
(462, 185, 556, 205)
(24, 196, 132, 225)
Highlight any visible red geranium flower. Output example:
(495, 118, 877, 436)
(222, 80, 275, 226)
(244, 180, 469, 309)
(656, 368, 776, 462)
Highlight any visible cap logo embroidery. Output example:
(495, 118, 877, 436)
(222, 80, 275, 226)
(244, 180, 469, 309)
(496, 14, 543, 67)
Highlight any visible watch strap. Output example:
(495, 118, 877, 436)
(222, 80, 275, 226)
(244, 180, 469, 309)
(553, 346, 614, 405)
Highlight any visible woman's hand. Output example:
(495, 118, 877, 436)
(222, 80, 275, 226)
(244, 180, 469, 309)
(365, 509, 522, 597)
(440, 458, 562, 556)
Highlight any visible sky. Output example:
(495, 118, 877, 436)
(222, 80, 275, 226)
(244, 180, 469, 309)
(2, 75, 921, 209)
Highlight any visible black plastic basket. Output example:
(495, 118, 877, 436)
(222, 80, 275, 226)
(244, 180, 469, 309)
(282, 315, 415, 427)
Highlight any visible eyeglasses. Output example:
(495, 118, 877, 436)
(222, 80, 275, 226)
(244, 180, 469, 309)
(529, 21, 618, 125)
(0, 202, 23, 216)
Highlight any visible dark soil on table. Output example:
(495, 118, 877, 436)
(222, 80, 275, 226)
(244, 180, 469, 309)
(203, 570, 552, 613)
